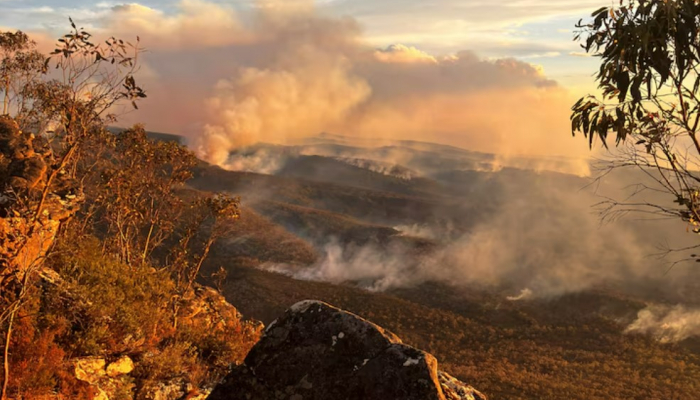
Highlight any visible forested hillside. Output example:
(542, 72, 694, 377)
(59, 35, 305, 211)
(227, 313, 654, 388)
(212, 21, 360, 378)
(188, 156, 700, 399)
(3, 5, 700, 399)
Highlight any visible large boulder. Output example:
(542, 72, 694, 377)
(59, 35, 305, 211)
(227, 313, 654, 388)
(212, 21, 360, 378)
(208, 300, 486, 400)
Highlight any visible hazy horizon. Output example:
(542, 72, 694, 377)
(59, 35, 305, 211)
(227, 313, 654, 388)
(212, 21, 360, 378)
(1, 0, 605, 169)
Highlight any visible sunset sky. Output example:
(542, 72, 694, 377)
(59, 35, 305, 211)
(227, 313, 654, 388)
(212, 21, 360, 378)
(1, 0, 601, 93)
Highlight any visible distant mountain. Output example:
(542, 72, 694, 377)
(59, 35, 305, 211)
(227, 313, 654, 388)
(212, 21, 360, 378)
(176, 131, 700, 398)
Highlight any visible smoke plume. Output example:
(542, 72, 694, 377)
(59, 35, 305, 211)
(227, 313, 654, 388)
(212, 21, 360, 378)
(626, 305, 700, 343)
(61, 0, 592, 171)
(507, 288, 534, 301)
(256, 166, 699, 300)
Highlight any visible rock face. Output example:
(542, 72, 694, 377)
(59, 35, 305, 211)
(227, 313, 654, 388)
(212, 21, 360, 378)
(74, 357, 107, 384)
(66, 286, 256, 400)
(0, 116, 80, 275)
(208, 300, 486, 400)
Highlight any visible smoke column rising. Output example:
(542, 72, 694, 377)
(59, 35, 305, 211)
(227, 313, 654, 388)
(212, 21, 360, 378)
(45, 0, 700, 343)
(67, 0, 593, 171)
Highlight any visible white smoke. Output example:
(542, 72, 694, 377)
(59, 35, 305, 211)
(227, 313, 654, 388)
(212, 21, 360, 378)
(394, 224, 442, 241)
(224, 146, 292, 174)
(507, 288, 534, 301)
(626, 304, 700, 343)
(198, 48, 371, 166)
(334, 157, 419, 180)
(259, 240, 417, 292)
(257, 166, 700, 300)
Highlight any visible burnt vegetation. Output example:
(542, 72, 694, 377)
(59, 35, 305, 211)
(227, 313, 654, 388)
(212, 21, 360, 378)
(3, 1, 700, 399)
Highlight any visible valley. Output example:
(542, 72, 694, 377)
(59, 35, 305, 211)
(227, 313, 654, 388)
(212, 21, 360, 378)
(187, 135, 700, 399)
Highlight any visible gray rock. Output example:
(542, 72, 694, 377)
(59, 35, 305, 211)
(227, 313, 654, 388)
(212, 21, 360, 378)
(208, 300, 486, 400)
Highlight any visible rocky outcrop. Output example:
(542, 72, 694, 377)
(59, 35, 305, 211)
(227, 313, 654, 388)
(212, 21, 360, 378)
(0, 116, 80, 275)
(106, 356, 135, 378)
(208, 300, 486, 400)
(73, 356, 135, 400)
(181, 285, 260, 332)
(74, 357, 108, 384)
(66, 286, 258, 400)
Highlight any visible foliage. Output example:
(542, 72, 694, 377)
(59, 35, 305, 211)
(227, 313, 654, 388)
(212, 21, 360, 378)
(2, 233, 260, 399)
(79, 126, 198, 264)
(0, 24, 257, 400)
(571, 0, 700, 234)
(31, 19, 143, 136)
(7, 295, 95, 400)
(46, 236, 175, 356)
(0, 21, 149, 399)
(0, 31, 44, 117)
(72, 125, 242, 292)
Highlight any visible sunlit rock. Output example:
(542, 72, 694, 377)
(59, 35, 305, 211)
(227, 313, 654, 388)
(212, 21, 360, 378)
(106, 356, 135, 377)
(74, 357, 107, 384)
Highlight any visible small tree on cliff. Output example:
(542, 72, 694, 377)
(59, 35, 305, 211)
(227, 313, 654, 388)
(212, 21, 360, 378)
(2, 23, 245, 399)
(74, 125, 240, 297)
(0, 31, 44, 116)
(572, 0, 700, 248)
(0, 22, 145, 400)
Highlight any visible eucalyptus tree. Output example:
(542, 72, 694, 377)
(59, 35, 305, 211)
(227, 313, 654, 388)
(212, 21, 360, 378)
(0, 21, 145, 400)
(572, 0, 700, 245)
(0, 31, 44, 117)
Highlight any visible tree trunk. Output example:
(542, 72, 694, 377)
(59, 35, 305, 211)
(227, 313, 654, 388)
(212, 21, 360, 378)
(1, 305, 16, 400)
(2, 77, 9, 115)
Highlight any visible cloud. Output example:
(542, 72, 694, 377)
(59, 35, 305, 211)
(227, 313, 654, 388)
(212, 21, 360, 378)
(323, 0, 603, 54)
(103, 1, 250, 49)
(521, 51, 561, 59)
(374, 44, 438, 64)
(0, 2, 109, 33)
(326, 0, 604, 25)
(50, 0, 588, 167)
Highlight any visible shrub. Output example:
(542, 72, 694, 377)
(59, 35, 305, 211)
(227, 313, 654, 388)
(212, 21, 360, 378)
(46, 236, 175, 357)
(6, 296, 94, 400)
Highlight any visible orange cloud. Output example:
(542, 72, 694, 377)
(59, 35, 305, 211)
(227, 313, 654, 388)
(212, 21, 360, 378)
(62, 0, 590, 172)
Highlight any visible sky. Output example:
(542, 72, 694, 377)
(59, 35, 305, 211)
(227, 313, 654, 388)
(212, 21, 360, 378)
(0, 0, 608, 164)
(0, 0, 601, 93)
